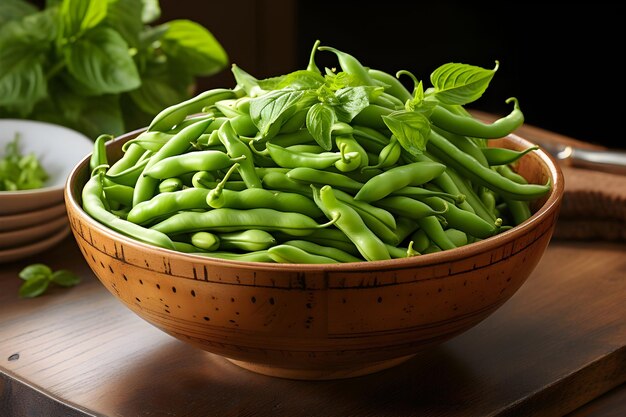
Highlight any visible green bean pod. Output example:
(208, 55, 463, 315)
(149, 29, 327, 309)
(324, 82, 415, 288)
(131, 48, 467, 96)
(217, 229, 277, 251)
(287, 167, 364, 193)
(190, 232, 221, 251)
(194, 250, 274, 263)
(268, 245, 340, 264)
(143, 150, 242, 179)
(430, 97, 524, 139)
(148, 88, 238, 132)
(266, 142, 357, 170)
(133, 118, 214, 206)
(281, 240, 362, 263)
(334, 135, 368, 172)
(206, 188, 323, 218)
(217, 121, 262, 188)
(481, 146, 539, 166)
(427, 130, 551, 201)
(151, 208, 330, 236)
(354, 161, 446, 202)
(313, 185, 390, 261)
(82, 174, 175, 250)
(107, 143, 146, 176)
(368, 69, 413, 103)
(127, 188, 210, 225)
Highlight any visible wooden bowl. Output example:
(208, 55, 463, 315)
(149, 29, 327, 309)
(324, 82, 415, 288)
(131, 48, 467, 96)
(65, 129, 564, 380)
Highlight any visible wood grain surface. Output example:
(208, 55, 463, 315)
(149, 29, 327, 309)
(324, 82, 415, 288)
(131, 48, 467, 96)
(1, 235, 625, 417)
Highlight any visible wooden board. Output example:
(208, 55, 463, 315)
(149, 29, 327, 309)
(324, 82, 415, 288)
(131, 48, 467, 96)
(1, 235, 625, 417)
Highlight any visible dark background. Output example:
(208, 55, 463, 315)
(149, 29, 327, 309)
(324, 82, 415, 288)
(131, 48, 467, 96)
(164, 1, 626, 149)
(293, 2, 625, 149)
(26, 1, 626, 149)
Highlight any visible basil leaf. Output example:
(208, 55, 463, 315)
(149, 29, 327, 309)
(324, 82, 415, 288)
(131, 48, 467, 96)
(430, 62, 499, 105)
(334, 86, 377, 122)
(306, 103, 336, 150)
(250, 89, 317, 137)
(0, 8, 57, 49)
(19, 275, 50, 298)
(65, 26, 140, 95)
(19, 264, 52, 281)
(0, 44, 46, 113)
(0, 0, 38, 27)
(50, 270, 81, 287)
(105, 0, 143, 47)
(382, 110, 431, 156)
(59, 0, 107, 38)
(160, 19, 228, 77)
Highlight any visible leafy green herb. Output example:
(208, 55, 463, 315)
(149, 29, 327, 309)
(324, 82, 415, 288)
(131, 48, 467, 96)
(0, 133, 49, 191)
(0, 0, 228, 139)
(429, 61, 499, 105)
(18, 263, 80, 298)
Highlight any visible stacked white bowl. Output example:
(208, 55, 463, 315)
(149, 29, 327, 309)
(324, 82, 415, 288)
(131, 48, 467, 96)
(0, 120, 94, 263)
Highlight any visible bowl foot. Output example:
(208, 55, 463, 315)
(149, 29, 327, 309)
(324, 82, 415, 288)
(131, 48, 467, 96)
(225, 354, 416, 380)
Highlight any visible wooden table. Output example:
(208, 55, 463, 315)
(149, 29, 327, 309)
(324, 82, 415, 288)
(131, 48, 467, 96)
(1, 233, 625, 417)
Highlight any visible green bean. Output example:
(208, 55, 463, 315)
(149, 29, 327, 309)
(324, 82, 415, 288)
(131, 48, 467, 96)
(481, 145, 539, 166)
(268, 244, 340, 264)
(416, 216, 456, 251)
(375, 196, 448, 220)
(105, 158, 149, 187)
(90, 134, 112, 174)
(217, 120, 262, 188)
(362, 135, 401, 171)
(193, 250, 274, 263)
(395, 217, 420, 243)
(368, 68, 413, 103)
(351, 104, 393, 129)
(190, 232, 220, 251)
(261, 171, 312, 195)
(207, 188, 323, 218)
(158, 178, 183, 193)
(143, 150, 243, 179)
(354, 161, 446, 202)
(127, 188, 210, 225)
(299, 228, 360, 257)
(266, 142, 357, 169)
(151, 208, 332, 236)
(149, 88, 238, 132)
(282, 240, 362, 263)
(430, 97, 524, 139)
(424, 197, 501, 239)
(334, 135, 368, 172)
(83, 173, 175, 250)
(107, 143, 145, 176)
(133, 118, 214, 206)
(427, 130, 550, 201)
(102, 182, 134, 207)
(217, 229, 277, 251)
(287, 167, 364, 193)
(313, 185, 390, 261)
(391, 186, 465, 205)
(318, 45, 376, 85)
(409, 228, 431, 253)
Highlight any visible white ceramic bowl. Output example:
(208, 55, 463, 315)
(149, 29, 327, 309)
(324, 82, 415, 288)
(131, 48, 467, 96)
(0, 119, 94, 215)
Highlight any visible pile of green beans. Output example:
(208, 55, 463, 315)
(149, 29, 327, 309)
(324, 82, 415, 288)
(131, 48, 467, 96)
(82, 42, 551, 263)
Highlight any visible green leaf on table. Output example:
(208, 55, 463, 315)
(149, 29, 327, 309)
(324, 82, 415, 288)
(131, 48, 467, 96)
(64, 26, 140, 95)
(306, 103, 336, 150)
(19, 264, 52, 281)
(19, 275, 50, 298)
(382, 110, 431, 157)
(430, 61, 499, 105)
(160, 19, 228, 77)
(50, 270, 81, 287)
(59, 0, 108, 38)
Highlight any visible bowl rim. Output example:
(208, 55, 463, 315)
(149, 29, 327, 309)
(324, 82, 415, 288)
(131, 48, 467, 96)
(65, 129, 565, 273)
(0, 118, 93, 195)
